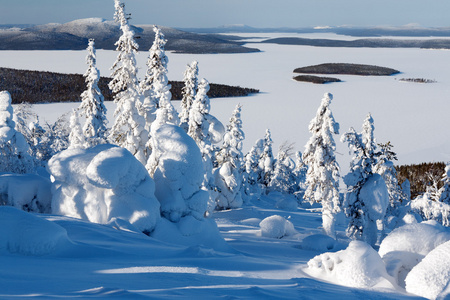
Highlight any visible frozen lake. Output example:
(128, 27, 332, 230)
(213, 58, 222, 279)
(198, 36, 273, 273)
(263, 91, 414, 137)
(1, 32, 449, 171)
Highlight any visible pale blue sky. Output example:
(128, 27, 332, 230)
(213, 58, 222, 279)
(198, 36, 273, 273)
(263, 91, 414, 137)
(1, 0, 449, 28)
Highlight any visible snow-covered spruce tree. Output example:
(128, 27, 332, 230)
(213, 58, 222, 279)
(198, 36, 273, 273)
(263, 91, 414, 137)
(439, 163, 450, 204)
(374, 141, 409, 232)
(79, 39, 108, 147)
(214, 104, 245, 209)
(0, 91, 35, 173)
(140, 25, 179, 132)
(258, 129, 275, 192)
(108, 0, 149, 165)
(341, 113, 389, 247)
(179, 61, 199, 132)
(293, 151, 307, 201)
(68, 109, 86, 149)
(303, 93, 341, 238)
(47, 112, 71, 157)
(242, 141, 263, 200)
(187, 78, 224, 212)
(269, 146, 296, 194)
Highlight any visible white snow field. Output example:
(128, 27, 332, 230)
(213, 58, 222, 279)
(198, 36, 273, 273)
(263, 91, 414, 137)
(0, 33, 449, 299)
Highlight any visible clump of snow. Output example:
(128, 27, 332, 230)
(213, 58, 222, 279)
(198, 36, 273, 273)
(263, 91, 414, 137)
(0, 173, 52, 213)
(306, 241, 396, 289)
(378, 220, 450, 288)
(48, 144, 160, 233)
(300, 234, 345, 252)
(0, 206, 70, 255)
(405, 240, 450, 299)
(148, 124, 209, 222)
(151, 216, 231, 252)
(259, 215, 297, 239)
(379, 220, 450, 258)
(411, 195, 450, 226)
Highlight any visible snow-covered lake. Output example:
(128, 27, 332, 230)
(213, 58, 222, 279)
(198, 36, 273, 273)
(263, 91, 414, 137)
(1, 32, 449, 172)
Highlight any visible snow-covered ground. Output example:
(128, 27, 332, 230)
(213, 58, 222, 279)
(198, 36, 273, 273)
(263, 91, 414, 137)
(1, 33, 450, 172)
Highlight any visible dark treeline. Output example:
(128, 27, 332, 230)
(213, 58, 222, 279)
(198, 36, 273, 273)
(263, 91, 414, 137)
(0, 67, 259, 104)
(396, 162, 446, 199)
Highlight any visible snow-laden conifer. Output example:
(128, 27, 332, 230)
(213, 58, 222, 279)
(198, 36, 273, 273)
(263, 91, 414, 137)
(214, 104, 245, 209)
(439, 163, 450, 204)
(303, 93, 340, 238)
(108, 0, 148, 165)
(0, 91, 35, 173)
(140, 25, 179, 131)
(258, 129, 274, 190)
(179, 61, 199, 132)
(342, 113, 389, 246)
(269, 146, 296, 194)
(79, 39, 108, 147)
(243, 141, 263, 199)
(293, 151, 307, 200)
(187, 78, 224, 211)
(68, 109, 85, 149)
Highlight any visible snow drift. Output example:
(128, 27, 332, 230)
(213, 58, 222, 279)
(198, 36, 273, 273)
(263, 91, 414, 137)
(306, 240, 396, 289)
(48, 144, 161, 233)
(0, 206, 70, 255)
(405, 240, 450, 299)
(0, 173, 52, 213)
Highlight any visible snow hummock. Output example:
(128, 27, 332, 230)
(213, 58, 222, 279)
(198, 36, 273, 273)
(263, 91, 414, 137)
(48, 144, 161, 233)
(378, 220, 450, 288)
(0, 206, 70, 256)
(405, 240, 450, 299)
(306, 240, 396, 289)
(259, 215, 297, 239)
(0, 173, 52, 213)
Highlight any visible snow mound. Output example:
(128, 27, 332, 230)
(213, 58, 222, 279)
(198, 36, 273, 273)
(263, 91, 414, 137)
(149, 124, 209, 222)
(405, 240, 450, 299)
(379, 220, 450, 258)
(259, 215, 296, 239)
(0, 206, 70, 255)
(151, 216, 231, 252)
(0, 173, 52, 213)
(48, 144, 160, 233)
(306, 241, 395, 289)
(300, 234, 344, 252)
(378, 220, 450, 288)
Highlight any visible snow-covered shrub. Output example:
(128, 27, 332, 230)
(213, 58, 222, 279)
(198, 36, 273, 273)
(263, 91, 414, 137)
(0, 206, 70, 256)
(378, 220, 450, 288)
(405, 240, 450, 299)
(300, 234, 345, 252)
(411, 194, 450, 226)
(0, 173, 51, 213)
(259, 215, 296, 239)
(306, 241, 395, 289)
(48, 144, 160, 233)
(147, 124, 209, 222)
(0, 91, 35, 174)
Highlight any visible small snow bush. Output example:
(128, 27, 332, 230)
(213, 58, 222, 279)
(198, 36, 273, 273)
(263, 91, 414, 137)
(411, 194, 450, 226)
(378, 220, 450, 288)
(48, 144, 160, 233)
(0, 206, 70, 256)
(300, 234, 344, 252)
(147, 124, 209, 222)
(405, 240, 450, 299)
(259, 215, 296, 239)
(307, 240, 395, 289)
(0, 173, 52, 213)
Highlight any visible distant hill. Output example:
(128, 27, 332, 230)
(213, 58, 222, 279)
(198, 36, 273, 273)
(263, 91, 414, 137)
(0, 18, 260, 54)
(0, 67, 259, 104)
